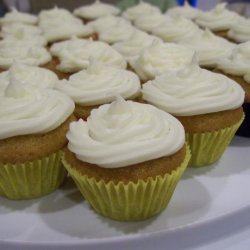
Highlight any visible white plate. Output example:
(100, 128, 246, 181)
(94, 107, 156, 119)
(0, 136, 249, 250)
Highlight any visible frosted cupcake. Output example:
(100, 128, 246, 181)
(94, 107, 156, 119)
(62, 97, 190, 220)
(0, 7, 37, 25)
(56, 61, 140, 119)
(122, 0, 161, 22)
(195, 3, 240, 38)
(49, 37, 126, 75)
(179, 29, 236, 69)
(73, 0, 120, 22)
(142, 62, 244, 167)
(129, 40, 194, 82)
(0, 80, 75, 199)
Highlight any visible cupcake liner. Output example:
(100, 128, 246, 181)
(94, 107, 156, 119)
(186, 116, 244, 167)
(62, 145, 191, 221)
(0, 151, 66, 200)
(236, 103, 250, 138)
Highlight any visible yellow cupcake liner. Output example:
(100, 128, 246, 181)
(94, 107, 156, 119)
(62, 145, 191, 221)
(186, 116, 244, 167)
(0, 150, 66, 200)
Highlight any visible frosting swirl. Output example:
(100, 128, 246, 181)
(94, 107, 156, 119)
(130, 40, 194, 81)
(50, 37, 126, 72)
(73, 0, 120, 20)
(142, 63, 244, 116)
(0, 81, 74, 140)
(67, 98, 185, 168)
(56, 61, 140, 105)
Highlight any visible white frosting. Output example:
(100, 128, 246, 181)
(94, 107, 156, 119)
(0, 7, 37, 25)
(0, 81, 75, 140)
(66, 98, 185, 168)
(179, 29, 236, 68)
(227, 17, 250, 43)
(56, 61, 140, 106)
(130, 40, 194, 81)
(217, 41, 250, 76)
(0, 63, 58, 96)
(122, 1, 161, 21)
(195, 3, 240, 31)
(73, 0, 120, 20)
(142, 63, 245, 116)
(244, 72, 250, 84)
(50, 37, 126, 73)
(166, 2, 201, 20)
(112, 30, 162, 60)
(38, 7, 73, 21)
(0, 43, 51, 70)
(133, 12, 166, 33)
(152, 16, 202, 43)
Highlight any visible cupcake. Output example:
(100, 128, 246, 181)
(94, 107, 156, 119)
(0, 80, 75, 199)
(49, 37, 126, 75)
(56, 60, 141, 119)
(129, 40, 194, 82)
(73, 0, 120, 22)
(142, 62, 244, 167)
(62, 97, 190, 221)
(195, 3, 240, 38)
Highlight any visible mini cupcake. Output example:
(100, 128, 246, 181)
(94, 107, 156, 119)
(129, 40, 194, 82)
(0, 80, 75, 199)
(49, 37, 126, 75)
(63, 97, 190, 221)
(142, 62, 244, 167)
(73, 0, 120, 22)
(195, 3, 240, 38)
(56, 60, 141, 119)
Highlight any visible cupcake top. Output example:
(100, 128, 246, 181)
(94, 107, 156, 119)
(38, 6, 74, 21)
(122, 1, 161, 21)
(179, 29, 235, 68)
(243, 72, 250, 84)
(195, 3, 240, 31)
(0, 43, 51, 70)
(217, 41, 250, 76)
(130, 40, 194, 81)
(0, 80, 74, 140)
(142, 62, 245, 116)
(73, 0, 120, 20)
(133, 12, 166, 33)
(0, 7, 37, 25)
(112, 30, 162, 60)
(0, 63, 58, 96)
(66, 97, 185, 168)
(166, 2, 201, 20)
(152, 16, 202, 43)
(56, 61, 140, 106)
(227, 17, 250, 43)
(50, 37, 126, 73)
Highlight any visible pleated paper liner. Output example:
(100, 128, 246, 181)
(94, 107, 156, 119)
(187, 115, 244, 167)
(0, 150, 67, 200)
(62, 145, 191, 221)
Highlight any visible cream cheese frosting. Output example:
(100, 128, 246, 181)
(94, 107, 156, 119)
(142, 62, 245, 116)
(66, 97, 185, 168)
(112, 30, 162, 60)
(166, 2, 201, 20)
(195, 3, 240, 31)
(227, 17, 250, 43)
(130, 40, 194, 81)
(179, 29, 235, 68)
(0, 43, 51, 70)
(0, 81, 75, 140)
(122, 0, 161, 21)
(217, 41, 250, 76)
(0, 63, 58, 96)
(73, 0, 120, 20)
(152, 16, 202, 43)
(243, 72, 250, 84)
(0, 7, 37, 25)
(56, 61, 140, 106)
(50, 37, 126, 73)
